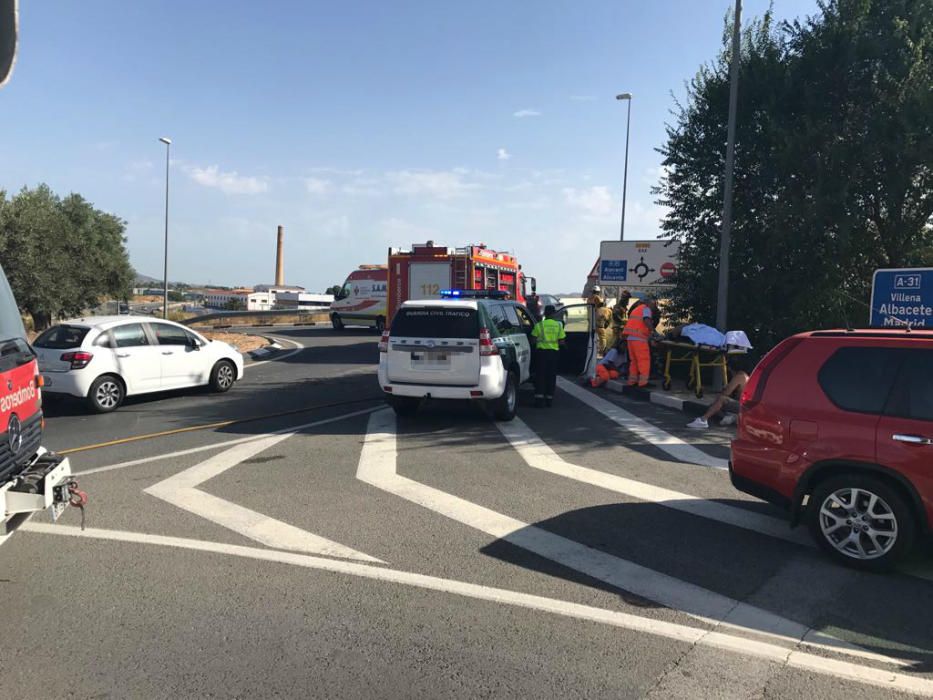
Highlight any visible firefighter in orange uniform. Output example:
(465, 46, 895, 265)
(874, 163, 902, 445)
(622, 298, 658, 388)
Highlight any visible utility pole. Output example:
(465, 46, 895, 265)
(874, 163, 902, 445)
(616, 93, 633, 241)
(159, 137, 172, 320)
(715, 0, 742, 331)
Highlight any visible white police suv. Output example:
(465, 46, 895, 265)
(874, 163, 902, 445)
(377, 290, 536, 421)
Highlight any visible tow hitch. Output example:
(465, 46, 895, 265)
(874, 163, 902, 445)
(1, 450, 86, 531)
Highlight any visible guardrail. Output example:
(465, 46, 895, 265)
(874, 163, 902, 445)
(182, 308, 331, 329)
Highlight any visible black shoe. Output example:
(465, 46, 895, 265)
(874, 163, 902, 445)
(545, 397, 553, 407)
(535, 397, 545, 408)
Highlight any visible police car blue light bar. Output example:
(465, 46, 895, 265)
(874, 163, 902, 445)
(440, 289, 508, 299)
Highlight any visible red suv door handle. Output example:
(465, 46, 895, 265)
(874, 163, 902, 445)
(892, 434, 933, 446)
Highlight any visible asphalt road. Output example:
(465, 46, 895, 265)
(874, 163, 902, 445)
(2, 327, 933, 699)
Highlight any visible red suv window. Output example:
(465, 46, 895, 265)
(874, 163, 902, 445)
(886, 350, 933, 422)
(817, 346, 903, 415)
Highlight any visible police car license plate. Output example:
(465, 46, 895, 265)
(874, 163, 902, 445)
(411, 352, 449, 368)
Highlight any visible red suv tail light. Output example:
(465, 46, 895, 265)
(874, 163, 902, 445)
(479, 327, 500, 356)
(61, 351, 93, 370)
(378, 331, 390, 353)
(740, 337, 803, 409)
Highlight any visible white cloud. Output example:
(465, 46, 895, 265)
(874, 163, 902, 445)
(185, 165, 269, 195)
(569, 95, 597, 101)
(513, 109, 541, 118)
(388, 169, 478, 199)
(304, 177, 332, 195)
(497, 148, 511, 161)
(562, 185, 614, 217)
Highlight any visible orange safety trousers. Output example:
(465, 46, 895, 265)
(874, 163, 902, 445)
(590, 364, 620, 388)
(626, 340, 650, 387)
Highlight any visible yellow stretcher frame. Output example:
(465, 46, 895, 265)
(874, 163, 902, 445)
(659, 341, 743, 399)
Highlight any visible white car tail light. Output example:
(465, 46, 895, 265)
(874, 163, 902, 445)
(479, 328, 499, 356)
(378, 331, 390, 353)
(60, 351, 93, 370)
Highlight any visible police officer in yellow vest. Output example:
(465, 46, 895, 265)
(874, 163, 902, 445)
(530, 305, 566, 408)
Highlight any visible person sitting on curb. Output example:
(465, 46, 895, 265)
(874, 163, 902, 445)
(687, 355, 753, 429)
(590, 339, 627, 388)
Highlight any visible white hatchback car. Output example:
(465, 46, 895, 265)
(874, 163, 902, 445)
(33, 316, 244, 412)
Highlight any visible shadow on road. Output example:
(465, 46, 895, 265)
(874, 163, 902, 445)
(479, 502, 933, 672)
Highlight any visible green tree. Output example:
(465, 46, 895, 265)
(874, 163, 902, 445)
(656, 1, 933, 349)
(0, 185, 134, 329)
(224, 297, 246, 311)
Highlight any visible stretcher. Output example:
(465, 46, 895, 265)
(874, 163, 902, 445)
(658, 341, 746, 399)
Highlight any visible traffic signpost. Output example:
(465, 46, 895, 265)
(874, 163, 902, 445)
(869, 268, 933, 329)
(598, 239, 680, 290)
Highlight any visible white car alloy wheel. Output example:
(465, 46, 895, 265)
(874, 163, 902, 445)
(216, 363, 235, 390)
(95, 380, 122, 409)
(817, 486, 898, 560)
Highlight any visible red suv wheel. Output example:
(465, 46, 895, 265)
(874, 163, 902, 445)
(806, 474, 915, 572)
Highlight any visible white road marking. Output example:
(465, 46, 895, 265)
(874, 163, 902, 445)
(556, 377, 729, 470)
(21, 522, 930, 696)
(497, 418, 812, 547)
(75, 407, 382, 477)
(356, 409, 901, 667)
(143, 413, 384, 563)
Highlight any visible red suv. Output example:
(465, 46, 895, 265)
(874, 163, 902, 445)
(730, 329, 933, 571)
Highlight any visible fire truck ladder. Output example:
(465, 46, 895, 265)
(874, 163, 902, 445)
(453, 256, 469, 291)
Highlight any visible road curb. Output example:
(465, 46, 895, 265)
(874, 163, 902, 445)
(604, 379, 710, 416)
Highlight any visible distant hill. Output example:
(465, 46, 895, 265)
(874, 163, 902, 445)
(134, 273, 161, 286)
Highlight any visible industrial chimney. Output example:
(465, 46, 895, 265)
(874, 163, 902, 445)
(275, 225, 285, 287)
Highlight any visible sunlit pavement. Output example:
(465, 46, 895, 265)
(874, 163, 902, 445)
(3, 328, 932, 699)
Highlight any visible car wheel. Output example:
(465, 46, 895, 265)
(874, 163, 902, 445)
(331, 313, 344, 330)
(490, 371, 518, 422)
(387, 395, 419, 416)
(210, 360, 237, 393)
(807, 474, 915, 572)
(88, 375, 124, 413)
(375, 316, 386, 334)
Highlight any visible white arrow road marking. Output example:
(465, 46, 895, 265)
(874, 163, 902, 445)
(21, 522, 932, 697)
(497, 418, 812, 547)
(556, 377, 729, 470)
(357, 409, 903, 667)
(145, 411, 384, 564)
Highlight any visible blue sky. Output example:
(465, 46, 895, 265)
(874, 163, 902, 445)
(0, 0, 819, 292)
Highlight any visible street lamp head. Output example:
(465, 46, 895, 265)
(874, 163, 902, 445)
(159, 137, 172, 145)
(616, 93, 632, 101)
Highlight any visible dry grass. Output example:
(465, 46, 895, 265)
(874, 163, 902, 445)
(202, 331, 269, 354)
(194, 312, 329, 327)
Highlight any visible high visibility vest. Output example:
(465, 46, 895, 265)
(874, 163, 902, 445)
(623, 304, 651, 341)
(532, 318, 566, 351)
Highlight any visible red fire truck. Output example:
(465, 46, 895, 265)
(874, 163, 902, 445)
(386, 241, 534, 321)
(0, 262, 83, 543)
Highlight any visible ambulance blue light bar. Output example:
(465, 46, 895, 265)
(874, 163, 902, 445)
(440, 289, 508, 299)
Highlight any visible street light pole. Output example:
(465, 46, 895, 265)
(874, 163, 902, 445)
(159, 137, 171, 320)
(715, 0, 742, 331)
(616, 93, 632, 241)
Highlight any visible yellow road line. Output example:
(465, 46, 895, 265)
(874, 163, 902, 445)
(59, 419, 239, 455)
(57, 397, 383, 455)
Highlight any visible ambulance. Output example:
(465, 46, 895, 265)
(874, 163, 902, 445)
(330, 265, 389, 333)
